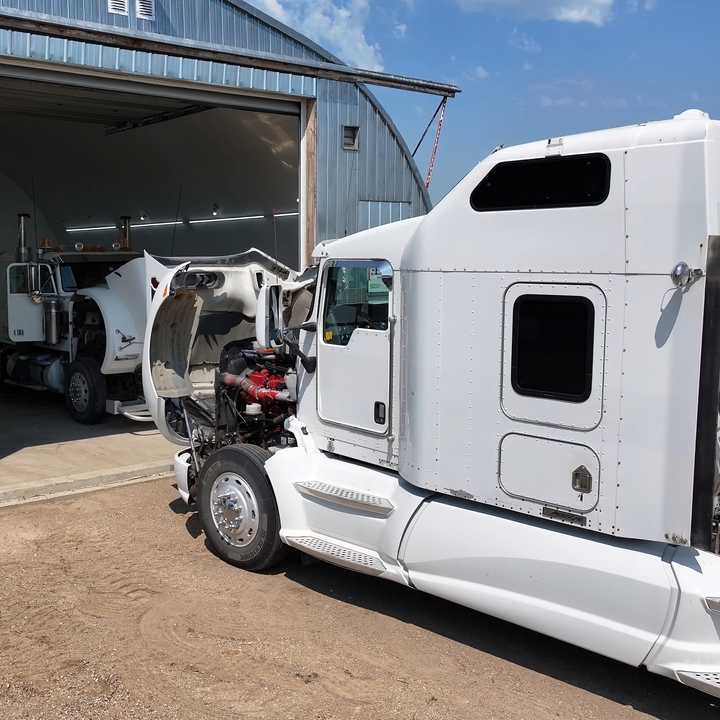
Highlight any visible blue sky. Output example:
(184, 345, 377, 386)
(246, 1, 720, 203)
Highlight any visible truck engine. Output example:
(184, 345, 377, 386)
(169, 341, 302, 503)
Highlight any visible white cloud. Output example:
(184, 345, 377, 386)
(600, 95, 627, 108)
(691, 91, 700, 102)
(456, 0, 613, 26)
(247, 0, 383, 71)
(476, 65, 490, 78)
(627, 0, 656, 11)
(531, 78, 593, 91)
(509, 29, 542, 53)
(523, 62, 533, 70)
(393, 22, 408, 39)
(540, 95, 573, 106)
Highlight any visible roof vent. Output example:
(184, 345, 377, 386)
(136, 0, 155, 21)
(673, 109, 708, 120)
(108, 0, 128, 15)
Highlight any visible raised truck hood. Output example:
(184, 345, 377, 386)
(142, 249, 315, 444)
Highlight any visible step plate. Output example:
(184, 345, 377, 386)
(677, 671, 720, 699)
(294, 481, 394, 516)
(287, 536, 386, 576)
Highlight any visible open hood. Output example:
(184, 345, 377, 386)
(142, 249, 316, 444)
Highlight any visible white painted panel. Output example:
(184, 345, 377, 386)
(317, 328, 390, 434)
(402, 498, 673, 666)
(7, 264, 44, 342)
(402, 148, 627, 275)
(614, 275, 704, 543)
(499, 433, 600, 512)
(646, 547, 720, 675)
(501, 282, 606, 431)
(626, 142, 708, 274)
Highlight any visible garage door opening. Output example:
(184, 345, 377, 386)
(0, 75, 302, 269)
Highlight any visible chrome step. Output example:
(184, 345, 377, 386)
(294, 481, 394, 516)
(286, 536, 386, 576)
(677, 671, 720, 699)
(106, 400, 154, 422)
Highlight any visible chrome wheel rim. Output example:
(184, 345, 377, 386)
(68, 371, 90, 412)
(210, 472, 260, 547)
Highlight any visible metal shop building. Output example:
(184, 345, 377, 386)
(0, 0, 457, 269)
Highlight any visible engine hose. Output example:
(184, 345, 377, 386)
(220, 372, 292, 402)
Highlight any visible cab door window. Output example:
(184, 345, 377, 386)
(322, 263, 390, 346)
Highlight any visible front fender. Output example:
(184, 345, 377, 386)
(75, 287, 141, 375)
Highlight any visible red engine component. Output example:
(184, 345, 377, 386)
(220, 369, 292, 408)
(246, 368, 287, 392)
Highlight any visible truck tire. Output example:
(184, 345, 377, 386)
(197, 444, 289, 571)
(65, 357, 107, 424)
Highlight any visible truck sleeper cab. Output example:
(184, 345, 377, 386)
(145, 110, 720, 700)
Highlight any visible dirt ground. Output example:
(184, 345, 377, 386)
(0, 478, 718, 720)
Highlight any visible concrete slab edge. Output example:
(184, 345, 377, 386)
(0, 460, 173, 507)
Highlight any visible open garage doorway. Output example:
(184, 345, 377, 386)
(0, 74, 302, 269)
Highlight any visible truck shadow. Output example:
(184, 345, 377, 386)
(283, 558, 719, 720)
(0, 383, 154, 461)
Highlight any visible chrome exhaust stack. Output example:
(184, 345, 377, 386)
(15, 213, 31, 263)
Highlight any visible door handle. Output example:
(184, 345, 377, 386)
(374, 402, 386, 425)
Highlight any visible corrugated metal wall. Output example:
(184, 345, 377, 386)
(0, 26, 316, 96)
(0, 0, 326, 60)
(0, 0, 431, 245)
(315, 80, 429, 242)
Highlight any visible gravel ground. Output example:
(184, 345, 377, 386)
(0, 477, 717, 720)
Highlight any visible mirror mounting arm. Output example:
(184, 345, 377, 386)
(280, 328, 316, 373)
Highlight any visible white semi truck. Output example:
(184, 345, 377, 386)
(144, 110, 720, 699)
(0, 216, 168, 422)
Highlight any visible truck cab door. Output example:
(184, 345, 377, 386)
(7, 263, 54, 343)
(316, 260, 393, 435)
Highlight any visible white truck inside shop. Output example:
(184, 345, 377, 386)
(0, 216, 171, 422)
(144, 109, 720, 699)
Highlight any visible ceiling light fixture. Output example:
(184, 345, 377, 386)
(189, 214, 265, 225)
(188, 211, 300, 225)
(66, 225, 118, 233)
(133, 221, 184, 229)
(67, 220, 184, 232)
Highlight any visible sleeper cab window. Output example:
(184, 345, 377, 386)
(470, 153, 610, 211)
(322, 262, 391, 346)
(511, 295, 594, 403)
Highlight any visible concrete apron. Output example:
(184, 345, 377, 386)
(0, 384, 177, 506)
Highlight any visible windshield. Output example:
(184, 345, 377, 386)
(59, 262, 124, 291)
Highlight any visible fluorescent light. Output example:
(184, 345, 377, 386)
(66, 225, 117, 233)
(188, 212, 299, 225)
(67, 212, 299, 233)
(133, 221, 183, 229)
(189, 214, 265, 225)
(66, 220, 183, 233)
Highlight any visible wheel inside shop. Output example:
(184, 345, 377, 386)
(64, 357, 107, 424)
